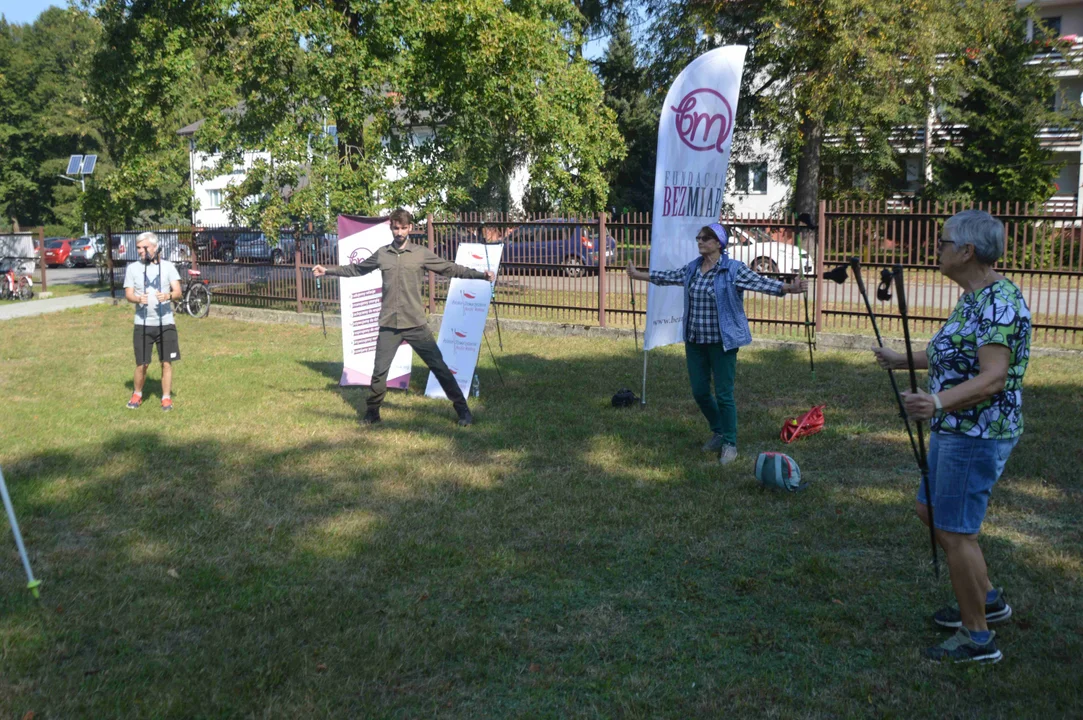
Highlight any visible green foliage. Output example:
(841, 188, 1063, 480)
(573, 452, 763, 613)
(0, 8, 105, 231)
(595, 11, 656, 213)
(928, 8, 1077, 204)
(88, 0, 624, 231)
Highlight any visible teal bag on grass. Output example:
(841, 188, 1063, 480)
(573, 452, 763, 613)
(755, 452, 807, 492)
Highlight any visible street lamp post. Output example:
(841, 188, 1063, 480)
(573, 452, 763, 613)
(58, 154, 97, 238)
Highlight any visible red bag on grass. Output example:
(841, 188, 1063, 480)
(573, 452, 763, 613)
(780, 405, 826, 444)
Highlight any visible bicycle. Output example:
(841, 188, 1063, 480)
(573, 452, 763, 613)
(178, 262, 212, 318)
(0, 258, 34, 301)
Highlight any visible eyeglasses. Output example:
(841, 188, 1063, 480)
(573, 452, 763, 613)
(695, 234, 714, 241)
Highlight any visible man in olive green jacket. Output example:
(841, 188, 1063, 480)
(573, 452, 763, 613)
(313, 208, 493, 426)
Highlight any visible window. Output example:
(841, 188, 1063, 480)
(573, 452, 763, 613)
(206, 189, 224, 208)
(734, 162, 768, 194)
(1040, 16, 1062, 37)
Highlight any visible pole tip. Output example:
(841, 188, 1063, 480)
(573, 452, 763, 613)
(27, 579, 41, 598)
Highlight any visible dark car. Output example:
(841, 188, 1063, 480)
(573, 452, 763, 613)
(193, 228, 249, 263)
(501, 220, 617, 277)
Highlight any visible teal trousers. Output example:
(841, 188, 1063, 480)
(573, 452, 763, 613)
(684, 342, 739, 446)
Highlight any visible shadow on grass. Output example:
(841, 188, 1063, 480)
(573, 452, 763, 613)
(2, 337, 1082, 717)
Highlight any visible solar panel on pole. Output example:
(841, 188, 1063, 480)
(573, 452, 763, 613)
(80, 155, 97, 175)
(66, 155, 83, 175)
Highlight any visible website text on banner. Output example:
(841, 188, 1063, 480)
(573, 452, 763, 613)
(335, 215, 413, 388)
(425, 243, 504, 399)
(645, 46, 747, 350)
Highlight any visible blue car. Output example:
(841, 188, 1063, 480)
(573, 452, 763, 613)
(500, 220, 617, 277)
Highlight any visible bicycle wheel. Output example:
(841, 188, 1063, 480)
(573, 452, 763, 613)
(186, 283, 211, 318)
(17, 281, 33, 301)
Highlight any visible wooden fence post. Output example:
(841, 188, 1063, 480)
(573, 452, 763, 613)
(294, 249, 303, 313)
(427, 213, 435, 314)
(597, 211, 607, 327)
(37, 226, 46, 292)
(815, 200, 826, 332)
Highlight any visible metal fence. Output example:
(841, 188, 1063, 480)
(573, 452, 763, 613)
(818, 200, 1083, 345)
(98, 203, 1083, 346)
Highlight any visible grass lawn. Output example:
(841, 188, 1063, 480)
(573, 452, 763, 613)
(2, 304, 1081, 718)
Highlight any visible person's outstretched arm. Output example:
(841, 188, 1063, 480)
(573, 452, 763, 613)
(734, 264, 806, 296)
(627, 261, 684, 286)
(422, 248, 494, 282)
(312, 253, 380, 277)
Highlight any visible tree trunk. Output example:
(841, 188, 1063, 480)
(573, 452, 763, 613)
(794, 115, 823, 219)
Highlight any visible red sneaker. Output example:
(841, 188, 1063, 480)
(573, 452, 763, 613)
(161, 398, 173, 412)
(126, 393, 142, 409)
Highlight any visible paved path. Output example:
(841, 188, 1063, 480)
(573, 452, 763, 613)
(0, 292, 114, 321)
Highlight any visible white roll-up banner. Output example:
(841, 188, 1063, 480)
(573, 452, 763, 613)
(424, 243, 503, 399)
(335, 215, 413, 389)
(645, 46, 747, 350)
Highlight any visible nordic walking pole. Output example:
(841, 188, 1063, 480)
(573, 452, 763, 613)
(481, 231, 504, 352)
(892, 264, 939, 579)
(850, 258, 919, 463)
(479, 234, 505, 386)
(0, 466, 42, 598)
(794, 214, 816, 377)
(312, 243, 327, 338)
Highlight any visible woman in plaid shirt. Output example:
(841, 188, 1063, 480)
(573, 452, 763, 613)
(628, 223, 807, 464)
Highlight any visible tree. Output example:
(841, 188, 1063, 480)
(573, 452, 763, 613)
(87, 0, 624, 233)
(929, 9, 1078, 204)
(0, 8, 106, 231)
(595, 11, 656, 213)
(644, 0, 1017, 216)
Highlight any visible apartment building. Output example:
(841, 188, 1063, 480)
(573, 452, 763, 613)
(728, 0, 1083, 216)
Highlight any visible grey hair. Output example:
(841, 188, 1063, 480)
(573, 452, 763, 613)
(943, 210, 1004, 265)
(136, 231, 159, 246)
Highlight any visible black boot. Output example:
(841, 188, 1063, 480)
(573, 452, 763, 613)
(454, 403, 473, 427)
(361, 407, 382, 425)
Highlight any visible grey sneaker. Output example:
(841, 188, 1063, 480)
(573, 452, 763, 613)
(933, 588, 1012, 629)
(924, 627, 1002, 664)
(719, 445, 738, 466)
(702, 433, 725, 452)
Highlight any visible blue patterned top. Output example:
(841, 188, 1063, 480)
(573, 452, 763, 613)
(926, 279, 1032, 439)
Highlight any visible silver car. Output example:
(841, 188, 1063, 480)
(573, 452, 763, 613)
(69, 235, 102, 267)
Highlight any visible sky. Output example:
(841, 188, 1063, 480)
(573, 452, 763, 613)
(0, 0, 62, 25)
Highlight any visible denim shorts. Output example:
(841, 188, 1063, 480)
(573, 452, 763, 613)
(917, 432, 1019, 535)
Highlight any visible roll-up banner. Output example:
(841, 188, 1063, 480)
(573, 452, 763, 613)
(645, 46, 747, 351)
(335, 215, 413, 389)
(424, 243, 503, 399)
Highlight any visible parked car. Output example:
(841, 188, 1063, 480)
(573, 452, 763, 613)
(501, 220, 617, 277)
(91, 235, 127, 265)
(234, 231, 295, 264)
(112, 230, 189, 265)
(43, 238, 74, 268)
(727, 225, 813, 276)
(193, 228, 243, 263)
(69, 235, 103, 267)
(434, 221, 616, 277)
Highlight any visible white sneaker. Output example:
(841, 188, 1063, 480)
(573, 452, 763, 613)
(719, 445, 738, 465)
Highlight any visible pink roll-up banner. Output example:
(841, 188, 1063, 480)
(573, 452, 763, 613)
(335, 214, 413, 389)
(645, 46, 747, 351)
(424, 243, 503, 399)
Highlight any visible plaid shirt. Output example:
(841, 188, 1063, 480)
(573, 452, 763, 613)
(650, 260, 784, 344)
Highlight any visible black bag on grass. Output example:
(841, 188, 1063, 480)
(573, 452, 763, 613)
(611, 388, 639, 408)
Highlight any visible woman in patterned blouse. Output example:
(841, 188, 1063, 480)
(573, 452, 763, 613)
(873, 209, 1031, 665)
(627, 223, 807, 465)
